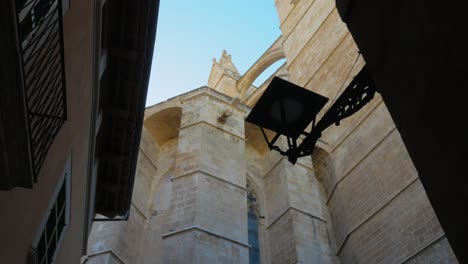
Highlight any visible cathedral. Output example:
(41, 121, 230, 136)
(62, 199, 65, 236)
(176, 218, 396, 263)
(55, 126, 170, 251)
(86, 0, 457, 263)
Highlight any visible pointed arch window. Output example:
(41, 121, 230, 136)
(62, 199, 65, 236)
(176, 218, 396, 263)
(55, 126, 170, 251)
(247, 184, 261, 264)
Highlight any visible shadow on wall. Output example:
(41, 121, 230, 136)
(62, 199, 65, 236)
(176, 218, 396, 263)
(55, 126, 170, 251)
(144, 107, 182, 145)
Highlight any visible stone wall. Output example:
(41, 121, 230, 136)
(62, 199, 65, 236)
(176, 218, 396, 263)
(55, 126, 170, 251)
(161, 91, 249, 263)
(263, 159, 334, 264)
(88, 1, 458, 263)
(87, 127, 161, 263)
(89, 89, 252, 263)
(275, 0, 457, 263)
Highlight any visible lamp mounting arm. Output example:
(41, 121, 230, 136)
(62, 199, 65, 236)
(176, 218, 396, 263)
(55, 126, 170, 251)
(288, 66, 379, 163)
(315, 65, 377, 131)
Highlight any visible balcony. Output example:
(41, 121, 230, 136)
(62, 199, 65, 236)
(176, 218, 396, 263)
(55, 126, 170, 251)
(0, 0, 67, 189)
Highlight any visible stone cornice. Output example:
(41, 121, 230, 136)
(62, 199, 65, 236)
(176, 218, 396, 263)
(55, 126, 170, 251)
(263, 156, 315, 180)
(170, 169, 248, 192)
(145, 86, 251, 117)
(266, 206, 327, 230)
(335, 177, 420, 255)
(179, 120, 245, 141)
(180, 89, 251, 113)
(86, 250, 126, 264)
(162, 225, 251, 249)
(326, 126, 396, 205)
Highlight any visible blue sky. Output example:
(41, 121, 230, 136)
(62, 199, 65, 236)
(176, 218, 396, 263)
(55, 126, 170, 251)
(146, 0, 283, 106)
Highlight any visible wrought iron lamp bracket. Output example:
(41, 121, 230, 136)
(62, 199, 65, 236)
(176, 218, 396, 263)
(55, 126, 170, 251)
(259, 127, 288, 156)
(266, 66, 379, 164)
(259, 119, 317, 164)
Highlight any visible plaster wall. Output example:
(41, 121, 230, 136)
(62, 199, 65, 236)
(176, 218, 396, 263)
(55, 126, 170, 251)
(0, 1, 95, 263)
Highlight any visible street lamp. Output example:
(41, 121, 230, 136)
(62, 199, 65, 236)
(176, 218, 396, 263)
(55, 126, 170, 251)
(245, 66, 378, 164)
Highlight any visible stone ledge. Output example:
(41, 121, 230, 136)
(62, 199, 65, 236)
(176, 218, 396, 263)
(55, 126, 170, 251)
(336, 177, 419, 254)
(130, 202, 148, 221)
(285, 6, 336, 69)
(326, 126, 396, 205)
(278, 0, 315, 37)
(399, 234, 446, 264)
(86, 249, 126, 264)
(328, 99, 384, 154)
(170, 170, 248, 192)
(303, 32, 354, 90)
(263, 156, 315, 180)
(180, 89, 251, 113)
(266, 206, 327, 230)
(145, 86, 251, 119)
(162, 225, 251, 249)
(179, 120, 246, 141)
(139, 147, 158, 172)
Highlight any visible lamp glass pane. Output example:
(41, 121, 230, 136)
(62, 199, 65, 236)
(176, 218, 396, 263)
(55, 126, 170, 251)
(246, 77, 328, 139)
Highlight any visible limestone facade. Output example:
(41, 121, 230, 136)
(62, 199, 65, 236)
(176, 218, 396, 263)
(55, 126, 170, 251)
(87, 0, 458, 263)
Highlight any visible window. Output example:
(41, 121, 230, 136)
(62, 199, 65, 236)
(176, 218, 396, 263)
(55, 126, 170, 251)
(1, 0, 67, 190)
(19, 0, 55, 45)
(247, 184, 261, 264)
(17, 0, 67, 183)
(30, 159, 71, 264)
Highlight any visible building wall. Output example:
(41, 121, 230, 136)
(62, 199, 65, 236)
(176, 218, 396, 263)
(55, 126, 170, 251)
(275, 0, 457, 263)
(87, 0, 457, 263)
(0, 0, 95, 263)
(88, 89, 252, 263)
(87, 128, 157, 263)
(89, 87, 338, 264)
(162, 93, 249, 263)
(263, 159, 334, 264)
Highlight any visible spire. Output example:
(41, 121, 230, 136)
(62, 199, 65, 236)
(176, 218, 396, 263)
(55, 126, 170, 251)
(213, 50, 240, 78)
(208, 50, 242, 97)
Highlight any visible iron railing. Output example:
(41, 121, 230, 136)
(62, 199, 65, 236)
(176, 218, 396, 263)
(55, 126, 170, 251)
(15, 0, 67, 182)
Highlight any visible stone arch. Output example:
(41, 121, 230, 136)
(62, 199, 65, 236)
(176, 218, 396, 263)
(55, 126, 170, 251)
(144, 107, 182, 146)
(243, 62, 289, 107)
(237, 37, 286, 98)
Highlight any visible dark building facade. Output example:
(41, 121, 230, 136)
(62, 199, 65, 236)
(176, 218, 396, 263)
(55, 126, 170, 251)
(0, 0, 159, 262)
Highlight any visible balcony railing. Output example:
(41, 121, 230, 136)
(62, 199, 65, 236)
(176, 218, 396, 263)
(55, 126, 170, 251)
(16, 0, 67, 182)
